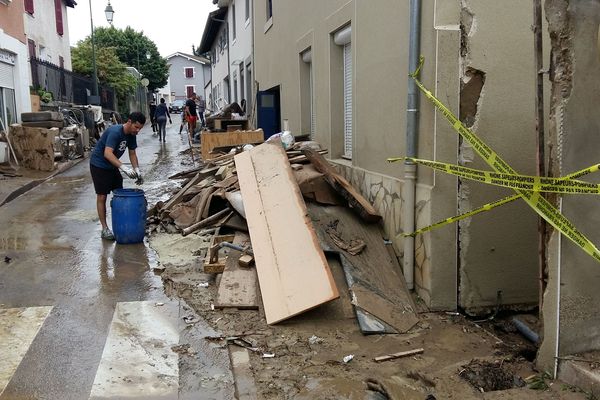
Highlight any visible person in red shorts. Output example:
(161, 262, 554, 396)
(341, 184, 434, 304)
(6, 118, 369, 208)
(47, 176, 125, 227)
(185, 93, 198, 136)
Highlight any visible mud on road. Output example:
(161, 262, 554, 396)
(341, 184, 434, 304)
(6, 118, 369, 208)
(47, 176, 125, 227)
(149, 232, 587, 400)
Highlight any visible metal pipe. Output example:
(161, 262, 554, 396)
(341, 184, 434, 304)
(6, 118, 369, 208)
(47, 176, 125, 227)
(403, 0, 422, 289)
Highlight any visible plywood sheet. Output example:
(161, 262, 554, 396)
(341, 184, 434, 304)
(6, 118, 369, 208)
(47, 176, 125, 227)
(235, 143, 339, 324)
(215, 233, 258, 309)
(308, 203, 419, 333)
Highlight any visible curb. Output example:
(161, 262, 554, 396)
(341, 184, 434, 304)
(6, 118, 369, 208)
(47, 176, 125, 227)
(0, 156, 88, 207)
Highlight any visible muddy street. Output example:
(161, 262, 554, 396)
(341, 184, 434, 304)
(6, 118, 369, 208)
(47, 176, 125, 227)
(0, 116, 590, 400)
(0, 118, 233, 399)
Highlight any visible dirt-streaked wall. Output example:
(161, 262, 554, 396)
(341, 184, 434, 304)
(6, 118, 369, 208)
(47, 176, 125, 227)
(539, 0, 600, 373)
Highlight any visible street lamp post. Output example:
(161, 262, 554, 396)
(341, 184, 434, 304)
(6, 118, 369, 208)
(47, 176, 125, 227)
(88, 0, 114, 105)
(89, 0, 99, 104)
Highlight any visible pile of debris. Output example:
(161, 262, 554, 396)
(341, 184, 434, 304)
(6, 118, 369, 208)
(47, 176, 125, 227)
(148, 139, 418, 333)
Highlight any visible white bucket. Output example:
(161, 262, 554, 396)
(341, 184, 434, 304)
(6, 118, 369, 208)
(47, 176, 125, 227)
(0, 142, 8, 163)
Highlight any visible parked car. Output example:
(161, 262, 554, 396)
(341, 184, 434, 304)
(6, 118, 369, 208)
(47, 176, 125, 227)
(169, 99, 186, 114)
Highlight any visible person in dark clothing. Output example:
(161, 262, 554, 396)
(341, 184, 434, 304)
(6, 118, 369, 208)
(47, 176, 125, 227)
(154, 98, 172, 142)
(149, 100, 157, 133)
(197, 95, 206, 128)
(89, 111, 146, 240)
(185, 93, 198, 135)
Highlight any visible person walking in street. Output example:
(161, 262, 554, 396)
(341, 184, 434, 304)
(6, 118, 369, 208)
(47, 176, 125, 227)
(149, 100, 157, 134)
(154, 98, 171, 142)
(185, 93, 198, 136)
(90, 111, 146, 240)
(197, 95, 206, 128)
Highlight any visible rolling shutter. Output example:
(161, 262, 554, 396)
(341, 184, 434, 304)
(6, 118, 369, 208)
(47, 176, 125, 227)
(0, 62, 15, 89)
(343, 42, 352, 159)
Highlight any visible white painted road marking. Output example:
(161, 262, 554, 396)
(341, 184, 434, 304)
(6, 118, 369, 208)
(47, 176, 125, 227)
(89, 301, 181, 399)
(0, 306, 53, 396)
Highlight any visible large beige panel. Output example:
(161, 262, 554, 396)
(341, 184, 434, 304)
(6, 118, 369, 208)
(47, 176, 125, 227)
(458, 0, 539, 312)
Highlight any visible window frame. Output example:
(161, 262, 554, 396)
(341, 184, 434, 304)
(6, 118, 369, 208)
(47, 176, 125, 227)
(24, 0, 34, 14)
(184, 67, 195, 78)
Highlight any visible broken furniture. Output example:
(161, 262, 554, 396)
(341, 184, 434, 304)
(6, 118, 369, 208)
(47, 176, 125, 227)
(200, 129, 264, 160)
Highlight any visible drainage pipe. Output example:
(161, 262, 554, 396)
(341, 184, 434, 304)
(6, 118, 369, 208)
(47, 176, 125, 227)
(403, 0, 422, 289)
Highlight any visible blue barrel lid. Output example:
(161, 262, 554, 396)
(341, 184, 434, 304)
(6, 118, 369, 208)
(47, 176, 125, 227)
(113, 188, 145, 197)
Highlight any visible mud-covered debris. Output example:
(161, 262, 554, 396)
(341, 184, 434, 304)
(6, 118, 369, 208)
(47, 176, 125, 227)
(171, 343, 197, 355)
(343, 354, 354, 363)
(308, 335, 324, 345)
(4, 256, 11, 263)
(459, 359, 525, 392)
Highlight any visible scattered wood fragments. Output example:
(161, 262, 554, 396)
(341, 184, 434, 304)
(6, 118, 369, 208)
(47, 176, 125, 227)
(148, 137, 411, 334)
(373, 348, 424, 362)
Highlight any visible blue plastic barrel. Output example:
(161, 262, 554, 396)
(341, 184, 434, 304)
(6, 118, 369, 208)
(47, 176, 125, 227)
(111, 188, 147, 244)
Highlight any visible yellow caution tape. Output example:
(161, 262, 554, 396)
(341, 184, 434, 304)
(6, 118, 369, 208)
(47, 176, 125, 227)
(401, 161, 598, 236)
(399, 56, 600, 262)
(388, 156, 600, 194)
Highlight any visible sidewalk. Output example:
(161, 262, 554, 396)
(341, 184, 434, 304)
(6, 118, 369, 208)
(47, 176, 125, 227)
(0, 156, 87, 207)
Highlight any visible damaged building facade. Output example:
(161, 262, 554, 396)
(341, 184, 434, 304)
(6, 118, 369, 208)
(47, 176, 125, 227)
(241, 0, 600, 382)
(253, 0, 540, 314)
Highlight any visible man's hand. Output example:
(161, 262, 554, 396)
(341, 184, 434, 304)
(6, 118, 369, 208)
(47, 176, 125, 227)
(134, 167, 144, 185)
(119, 165, 138, 179)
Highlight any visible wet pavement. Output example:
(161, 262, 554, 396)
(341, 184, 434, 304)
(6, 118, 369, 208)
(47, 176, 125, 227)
(0, 117, 225, 399)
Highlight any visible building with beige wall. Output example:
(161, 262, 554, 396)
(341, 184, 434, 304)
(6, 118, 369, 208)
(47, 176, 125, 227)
(252, 0, 543, 314)
(0, 0, 31, 126)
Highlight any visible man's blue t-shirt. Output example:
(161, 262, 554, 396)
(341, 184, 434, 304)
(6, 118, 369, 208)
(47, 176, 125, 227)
(90, 124, 137, 170)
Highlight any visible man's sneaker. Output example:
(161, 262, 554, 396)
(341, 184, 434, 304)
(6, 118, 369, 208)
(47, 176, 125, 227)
(101, 228, 115, 240)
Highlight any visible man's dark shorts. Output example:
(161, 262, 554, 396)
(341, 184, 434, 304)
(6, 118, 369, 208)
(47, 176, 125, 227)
(90, 164, 123, 195)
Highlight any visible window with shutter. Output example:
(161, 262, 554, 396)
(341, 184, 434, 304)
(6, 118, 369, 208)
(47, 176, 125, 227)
(24, 0, 34, 14)
(54, 0, 63, 36)
(28, 39, 36, 58)
(185, 67, 194, 78)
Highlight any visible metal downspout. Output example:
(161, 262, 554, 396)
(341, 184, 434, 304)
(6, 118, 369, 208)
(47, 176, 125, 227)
(403, 0, 422, 290)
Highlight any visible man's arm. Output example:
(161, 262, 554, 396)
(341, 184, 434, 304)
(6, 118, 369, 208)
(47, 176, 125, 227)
(104, 146, 123, 168)
(128, 149, 139, 169)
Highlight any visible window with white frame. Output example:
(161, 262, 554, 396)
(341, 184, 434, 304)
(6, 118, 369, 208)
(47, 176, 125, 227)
(334, 25, 352, 159)
(185, 67, 194, 78)
(245, 0, 250, 21)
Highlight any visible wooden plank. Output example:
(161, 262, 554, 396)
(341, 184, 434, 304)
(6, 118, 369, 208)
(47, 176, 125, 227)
(308, 203, 419, 334)
(302, 148, 381, 222)
(350, 284, 418, 333)
(215, 233, 258, 309)
(235, 143, 339, 324)
(201, 129, 264, 160)
(373, 348, 424, 362)
(228, 346, 258, 399)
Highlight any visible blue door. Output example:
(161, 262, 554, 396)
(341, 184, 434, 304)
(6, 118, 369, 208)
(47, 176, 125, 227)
(257, 87, 280, 140)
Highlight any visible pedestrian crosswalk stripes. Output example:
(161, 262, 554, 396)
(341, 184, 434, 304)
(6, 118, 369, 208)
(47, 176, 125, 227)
(0, 306, 53, 396)
(89, 301, 181, 399)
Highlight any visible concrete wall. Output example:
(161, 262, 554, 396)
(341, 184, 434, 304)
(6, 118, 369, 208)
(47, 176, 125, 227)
(456, 1, 540, 313)
(167, 55, 207, 101)
(252, 0, 544, 311)
(539, 0, 600, 373)
(24, 0, 72, 69)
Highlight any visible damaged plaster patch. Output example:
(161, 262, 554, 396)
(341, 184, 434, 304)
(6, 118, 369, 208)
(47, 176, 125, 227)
(460, 1, 476, 57)
(545, 0, 574, 99)
(460, 68, 486, 128)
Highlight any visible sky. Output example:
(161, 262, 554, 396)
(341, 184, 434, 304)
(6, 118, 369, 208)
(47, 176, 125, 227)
(67, 0, 218, 57)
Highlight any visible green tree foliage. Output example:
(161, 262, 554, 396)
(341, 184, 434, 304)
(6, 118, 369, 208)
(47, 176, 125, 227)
(71, 39, 137, 111)
(93, 27, 168, 91)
